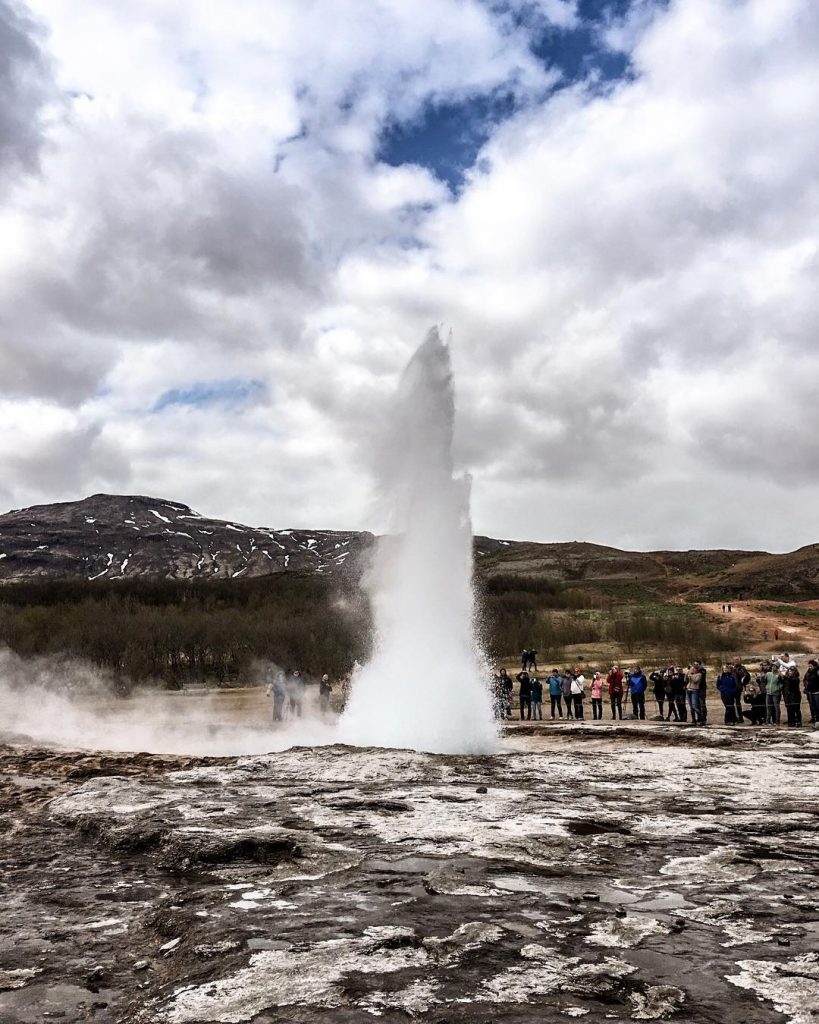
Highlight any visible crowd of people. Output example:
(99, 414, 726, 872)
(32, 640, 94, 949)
(492, 651, 819, 727)
(264, 667, 334, 720)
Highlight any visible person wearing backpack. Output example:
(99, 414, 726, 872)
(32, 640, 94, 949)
(628, 667, 648, 720)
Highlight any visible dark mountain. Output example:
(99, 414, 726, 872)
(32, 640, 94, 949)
(0, 494, 373, 583)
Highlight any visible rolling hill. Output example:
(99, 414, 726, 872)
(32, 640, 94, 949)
(1, 494, 818, 600)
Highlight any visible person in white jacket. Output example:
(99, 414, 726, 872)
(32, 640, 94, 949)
(775, 654, 798, 676)
(570, 671, 585, 720)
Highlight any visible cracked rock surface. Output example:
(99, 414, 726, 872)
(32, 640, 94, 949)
(0, 727, 817, 1022)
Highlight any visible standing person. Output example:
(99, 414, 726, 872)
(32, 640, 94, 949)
(590, 672, 604, 721)
(670, 666, 687, 722)
(743, 674, 766, 726)
(560, 670, 574, 720)
(764, 661, 782, 725)
(285, 669, 298, 718)
(628, 666, 648, 720)
(548, 669, 563, 719)
(694, 661, 709, 725)
(607, 665, 624, 720)
(671, 667, 683, 724)
(521, 650, 529, 672)
(570, 670, 585, 720)
(517, 670, 532, 721)
(685, 664, 703, 725)
(804, 659, 819, 726)
(733, 662, 751, 723)
(650, 668, 667, 719)
(774, 628, 780, 642)
(716, 665, 739, 725)
(319, 673, 333, 716)
(267, 668, 287, 722)
(526, 649, 538, 673)
(530, 675, 543, 720)
(782, 665, 802, 727)
(288, 669, 306, 717)
(498, 668, 514, 719)
(295, 670, 306, 717)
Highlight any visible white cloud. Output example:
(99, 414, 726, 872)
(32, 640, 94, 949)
(1, 0, 818, 551)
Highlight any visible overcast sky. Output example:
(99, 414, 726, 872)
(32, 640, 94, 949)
(2, 0, 818, 551)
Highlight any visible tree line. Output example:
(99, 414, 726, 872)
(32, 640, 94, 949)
(0, 576, 370, 691)
(0, 573, 743, 691)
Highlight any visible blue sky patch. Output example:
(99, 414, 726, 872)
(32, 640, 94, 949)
(378, 0, 640, 189)
(378, 91, 519, 191)
(153, 378, 266, 412)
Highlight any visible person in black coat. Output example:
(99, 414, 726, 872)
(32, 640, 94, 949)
(805, 659, 819, 725)
(649, 669, 667, 719)
(782, 666, 803, 727)
(517, 671, 532, 720)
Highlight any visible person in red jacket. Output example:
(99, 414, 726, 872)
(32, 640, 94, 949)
(607, 665, 624, 720)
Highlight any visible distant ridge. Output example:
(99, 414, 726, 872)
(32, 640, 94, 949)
(0, 494, 373, 583)
(0, 494, 818, 599)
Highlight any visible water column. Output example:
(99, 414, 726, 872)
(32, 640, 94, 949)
(339, 328, 497, 754)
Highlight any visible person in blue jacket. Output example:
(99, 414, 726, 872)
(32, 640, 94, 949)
(628, 666, 648, 720)
(716, 665, 740, 725)
(548, 670, 563, 719)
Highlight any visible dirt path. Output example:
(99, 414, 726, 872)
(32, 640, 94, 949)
(698, 600, 819, 653)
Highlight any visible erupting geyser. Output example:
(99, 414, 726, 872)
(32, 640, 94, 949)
(339, 328, 497, 754)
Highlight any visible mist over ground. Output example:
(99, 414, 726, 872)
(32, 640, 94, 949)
(0, 648, 337, 756)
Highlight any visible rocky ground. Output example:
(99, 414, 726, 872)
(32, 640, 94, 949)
(1, 725, 818, 1024)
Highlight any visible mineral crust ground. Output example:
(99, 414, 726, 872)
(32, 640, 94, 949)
(1, 724, 817, 1023)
